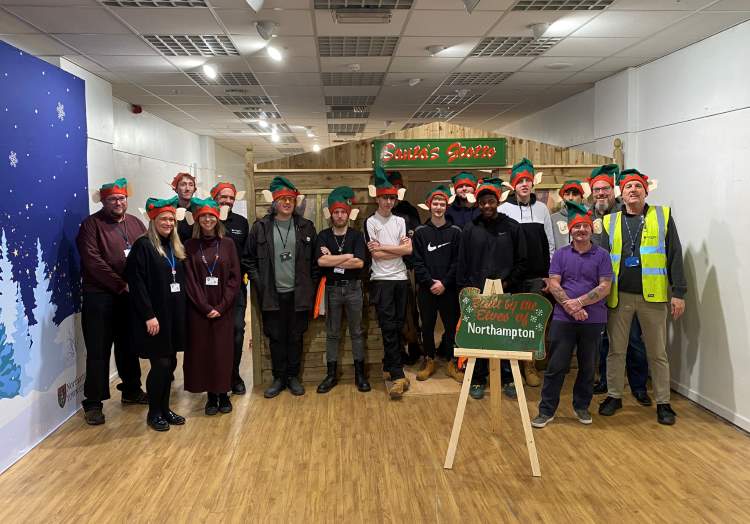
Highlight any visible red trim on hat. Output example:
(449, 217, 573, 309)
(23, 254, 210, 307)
(193, 205, 220, 220)
(568, 213, 593, 230)
(147, 205, 176, 220)
(171, 172, 195, 191)
(210, 182, 237, 200)
(619, 174, 648, 194)
(511, 170, 534, 188)
(476, 184, 501, 201)
(100, 186, 128, 199)
(272, 188, 299, 201)
(329, 201, 352, 213)
(559, 182, 583, 198)
(426, 191, 450, 207)
(453, 178, 477, 190)
(589, 174, 614, 189)
(375, 187, 398, 197)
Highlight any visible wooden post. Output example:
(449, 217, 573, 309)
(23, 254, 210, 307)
(613, 138, 624, 169)
(483, 279, 504, 435)
(244, 146, 263, 387)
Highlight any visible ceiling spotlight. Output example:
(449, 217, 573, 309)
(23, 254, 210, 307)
(425, 45, 447, 57)
(456, 88, 470, 98)
(201, 64, 217, 80)
(312, 144, 321, 153)
(271, 132, 280, 143)
(256, 20, 280, 41)
(267, 45, 283, 62)
(545, 62, 572, 70)
(529, 22, 551, 39)
(258, 119, 269, 128)
(245, 0, 264, 13)
(408, 78, 422, 87)
(346, 63, 361, 72)
(463, 0, 481, 13)
(306, 128, 315, 138)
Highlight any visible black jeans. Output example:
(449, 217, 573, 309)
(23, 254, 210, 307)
(233, 288, 247, 384)
(81, 291, 142, 409)
(417, 284, 458, 359)
(147, 356, 173, 418)
(325, 280, 365, 363)
(370, 280, 408, 380)
(539, 321, 604, 416)
(262, 291, 309, 380)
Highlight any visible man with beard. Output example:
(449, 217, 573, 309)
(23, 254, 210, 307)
(172, 172, 197, 243)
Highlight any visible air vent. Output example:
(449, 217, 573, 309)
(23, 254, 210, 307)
(321, 72, 385, 86)
(425, 94, 481, 106)
(318, 36, 399, 57)
(144, 35, 238, 56)
(512, 0, 614, 11)
(470, 37, 561, 57)
(186, 71, 258, 85)
(329, 105, 369, 113)
(327, 110, 370, 119)
(325, 95, 376, 105)
(314, 0, 413, 7)
(264, 135, 299, 144)
(277, 147, 306, 156)
(445, 72, 512, 86)
(328, 123, 366, 134)
(215, 95, 272, 105)
(234, 111, 281, 119)
(413, 109, 458, 119)
(102, 1, 207, 6)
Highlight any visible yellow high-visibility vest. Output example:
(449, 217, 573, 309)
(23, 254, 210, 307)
(603, 206, 670, 308)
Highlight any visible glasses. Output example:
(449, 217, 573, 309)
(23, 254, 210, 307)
(592, 187, 612, 194)
(276, 196, 295, 204)
(105, 196, 127, 203)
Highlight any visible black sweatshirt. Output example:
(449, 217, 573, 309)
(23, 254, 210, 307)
(412, 220, 462, 288)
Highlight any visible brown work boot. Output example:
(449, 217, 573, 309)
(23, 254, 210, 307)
(524, 360, 541, 387)
(445, 359, 465, 383)
(416, 357, 437, 381)
(389, 378, 410, 400)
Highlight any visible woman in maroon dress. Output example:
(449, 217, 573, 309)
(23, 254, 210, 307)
(183, 197, 240, 415)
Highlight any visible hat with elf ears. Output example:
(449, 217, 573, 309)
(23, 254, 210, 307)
(556, 201, 603, 237)
(589, 164, 618, 190)
(475, 177, 509, 203)
(450, 171, 478, 204)
(261, 176, 306, 207)
(92, 177, 131, 204)
(615, 168, 658, 197)
(418, 184, 452, 211)
(323, 186, 360, 221)
(184, 196, 229, 226)
(368, 166, 406, 200)
(209, 182, 246, 202)
(549, 179, 591, 207)
(143, 195, 186, 221)
(507, 158, 544, 190)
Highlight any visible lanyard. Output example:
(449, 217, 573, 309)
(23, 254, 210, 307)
(116, 220, 130, 248)
(199, 239, 220, 276)
(623, 213, 644, 257)
(275, 219, 293, 250)
(166, 245, 177, 283)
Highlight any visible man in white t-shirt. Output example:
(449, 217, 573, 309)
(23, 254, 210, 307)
(365, 168, 412, 399)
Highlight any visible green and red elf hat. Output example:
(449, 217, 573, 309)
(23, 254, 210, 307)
(589, 164, 619, 188)
(210, 182, 236, 200)
(369, 166, 405, 199)
(387, 171, 404, 189)
(617, 168, 650, 194)
(559, 179, 584, 198)
(509, 158, 535, 188)
(327, 186, 355, 213)
(475, 177, 505, 201)
(189, 196, 221, 220)
(145, 195, 179, 220)
(566, 201, 593, 229)
(171, 172, 196, 191)
(451, 171, 478, 190)
(418, 184, 451, 210)
(99, 178, 129, 199)
(270, 176, 299, 200)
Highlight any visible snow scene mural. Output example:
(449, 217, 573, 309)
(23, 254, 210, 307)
(0, 40, 88, 472)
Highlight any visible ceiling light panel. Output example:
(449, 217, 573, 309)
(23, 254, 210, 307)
(314, 0, 413, 8)
(444, 72, 513, 86)
(327, 110, 370, 119)
(470, 37, 562, 57)
(102, 1, 207, 6)
(318, 36, 399, 57)
(412, 109, 459, 119)
(234, 111, 282, 119)
(328, 123, 366, 134)
(512, 0, 614, 10)
(263, 135, 299, 144)
(325, 95, 376, 105)
(144, 35, 239, 56)
(425, 94, 481, 106)
(215, 95, 272, 105)
(321, 72, 385, 86)
(187, 71, 259, 85)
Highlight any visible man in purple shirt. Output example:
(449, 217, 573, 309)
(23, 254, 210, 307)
(532, 202, 612, 427)
(76, 178, 147, 425)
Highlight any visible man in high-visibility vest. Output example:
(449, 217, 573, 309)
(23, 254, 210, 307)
(596, 169, 687, 425)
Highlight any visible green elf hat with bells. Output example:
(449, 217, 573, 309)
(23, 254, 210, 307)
(508, 158, 544, 189)
(369, 166, 406, 200)
(616, 168, 658, 196)
(261, 176, 306, 207)
(450, 171, 478, 204)
(557, 201, 603, 236)
(93, 177, 130, 203)
(143, 195, 186, 221)
(184, 196, 228, 226)
(323, 186, 360, 221)
(589, 164, 619, 189)
(475, 177, 509, 203)
(418, 184, 452, 211)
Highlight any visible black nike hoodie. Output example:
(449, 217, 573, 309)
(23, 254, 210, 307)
(412, 220, 462, 288)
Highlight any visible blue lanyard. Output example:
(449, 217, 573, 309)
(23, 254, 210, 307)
(166, 245, 177, 283)
(199, 239, 219, 276)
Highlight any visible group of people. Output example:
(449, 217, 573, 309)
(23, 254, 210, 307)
(76, 156, 687, 432)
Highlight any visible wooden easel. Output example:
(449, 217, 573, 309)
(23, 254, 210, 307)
(443, 279, 541, 477)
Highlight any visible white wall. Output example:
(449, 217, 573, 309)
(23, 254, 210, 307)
(498, 21, 750, 430)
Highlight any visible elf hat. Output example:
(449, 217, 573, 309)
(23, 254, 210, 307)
(261, 176, 306, 207)
(387, 171, 404, 188)
(368, 166, 406, 200)
(97, 178, 129, 202)
(589, 164, 619, 189)
(559, 179, 591, 199)
(209, 182, 246, 202)
(617, 168, 658, 194)
(323, 186, 360, 221)
(451, 171, 478, 190)
(145, 195, 181, 220)
(566, 201, 593, 229)
(475, 177, 508, 203)
(171, 172, 196, 191)
(509, 158, 543, 188)
(418, 184, 451, 210)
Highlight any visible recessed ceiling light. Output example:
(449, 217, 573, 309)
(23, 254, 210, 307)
(271, 132, 280, 143)
(258, 119, 269, 128)
(256, 20, 279, 40)
(529, 22, 551, 39)
(408, 78, 421, 87)
(425, 45, 447, 56)
(267, 45, 283, 61)
(346, 63, 361, 72)
(201, 64, 217, 80)
(312, 144, 321, 153)
(545, 62, 572, 70)
(306, 129, 315, 138)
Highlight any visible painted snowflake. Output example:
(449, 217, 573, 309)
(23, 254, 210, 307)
(462, 296, 470, 305)
(56, 101, 65, 121)
(8, 150, 17, 168)
(465, 304, 473, 314)
(463, 315, 470, 322)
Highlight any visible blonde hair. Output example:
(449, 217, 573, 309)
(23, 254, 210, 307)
(191, 216, 225, 239)
(147, 217, 186, 260)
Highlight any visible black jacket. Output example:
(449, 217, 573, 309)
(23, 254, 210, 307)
(246, 211, 318, 312)
(456, 213, 527, 292)
(223, 211, 249, 290)
(412, 221, 462, 288)
(445, 200, 479, 228)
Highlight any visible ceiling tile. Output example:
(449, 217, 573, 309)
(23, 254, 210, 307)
(255, 72, 322, 85)
(244, 35, 317, 57)
(314, 10, 408, 37)
(389, 56, 462, 73)
(489, 11, 596, 38)
(54, 34, 157, 56)
(560, 70, 615, 83)
(521, 56, 601, 72)
(587, 55, 653, 70)
(502, 70, 574, 84)
(403, 10, 503, 37)
(413, 0, 513, 9)
(455, 56, 533, 72)
(162, 95, 219, 105)
(323, 86, 381, 96)
(145, 85, 208, 96)
(89, 54, 179, 72)
(0, 12, 39, 33)
(383, 72, 447, 86)
(0, 0, 101, 5)
(543, 37, 639, 57)
(456, 103, 515, 116)
(246, 55, 320, 72)
(319, 57, 390, 72)
(610, 0, 715, 9)
(707, 0, 750, 8)
(4, 6, 130, 34)
(571, 11, 687, 38)
(110, 7, 223, 34)
(0, 34, 75, 55)
(217, 8, 314, 36)
(480, 85, 547, 102)
(395, 36, 480, 58)
(62, 54, 108, 72)
(122, 72, 198, 85)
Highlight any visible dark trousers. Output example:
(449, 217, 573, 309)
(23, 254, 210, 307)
(262, 291, 309, 380)
(471, 358, 512, 386)
(325, 281, 365, 363)
(81, 291, 142, 409)
(147, 356, 173, 418)
(539, 321, 604, 416)
(598, 316, 649, 393)
(370, 280, 408, 380)
(417, 284, 458, 359)
(232, 288, 247, 384)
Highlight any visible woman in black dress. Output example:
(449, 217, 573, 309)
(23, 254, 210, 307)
(126, 196, 187, 432)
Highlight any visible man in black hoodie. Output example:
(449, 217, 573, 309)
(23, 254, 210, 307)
(412, 185, 462, 382)
(457, 178, 528, 400)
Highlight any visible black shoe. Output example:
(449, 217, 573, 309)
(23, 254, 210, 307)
(353, 360, 371, 392)
(598, 396, 623, 416)
(83, 407, 105, 426)
(232, 379, 246, 396)
(317, 362, 338, 394)
(205, 393, 219, 416)
(633, 390, 653, 406)
(120, 387, 149, 405)
(264, 378, 286, 399)
(657, 403, 676, 425)
(218, 394, 232, 413)
(405, 344, 422, 365)
(287, 376, 305, 396)
(147, 414, 170, 432)
(593, 382, 608, 395)
(163, 410, 185, 425)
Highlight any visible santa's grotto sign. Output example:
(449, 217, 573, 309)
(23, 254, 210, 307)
(372, 138, 507, 170)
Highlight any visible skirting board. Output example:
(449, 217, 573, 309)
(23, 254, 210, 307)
(671, 380, 750, 433)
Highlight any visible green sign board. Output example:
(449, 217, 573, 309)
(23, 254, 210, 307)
(455, 288, 552, 359)
(372, 138, 507, 170)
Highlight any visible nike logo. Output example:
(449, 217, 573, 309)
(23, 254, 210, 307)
(427, 242, 450, 252)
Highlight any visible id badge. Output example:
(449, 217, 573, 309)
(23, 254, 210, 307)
(280, 251, 292, 262)
(624, 256, 641, 268)
(170, 282, 181, 293)
(206, 276, 219, 286)
(123, 248, 131, 257)
(333, 267, 345, 274)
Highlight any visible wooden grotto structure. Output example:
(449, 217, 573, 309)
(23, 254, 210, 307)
(240, 122, 621, 385)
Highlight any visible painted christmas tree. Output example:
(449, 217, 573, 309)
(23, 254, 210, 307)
(0, 230, 16, 344)
(0, 322, 21, 399)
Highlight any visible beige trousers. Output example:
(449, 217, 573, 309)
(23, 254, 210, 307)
(607, 292, 671, 403)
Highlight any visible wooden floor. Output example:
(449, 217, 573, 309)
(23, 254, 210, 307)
(1, 359, 749, 524)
